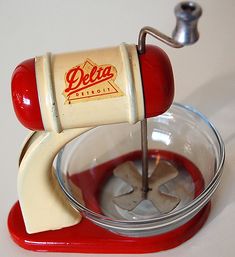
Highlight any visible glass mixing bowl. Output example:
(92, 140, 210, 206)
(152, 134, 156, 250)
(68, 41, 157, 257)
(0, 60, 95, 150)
(55, 103, 225, 237)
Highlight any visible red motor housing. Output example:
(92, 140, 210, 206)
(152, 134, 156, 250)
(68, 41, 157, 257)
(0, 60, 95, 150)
(11, 45, 174, 131)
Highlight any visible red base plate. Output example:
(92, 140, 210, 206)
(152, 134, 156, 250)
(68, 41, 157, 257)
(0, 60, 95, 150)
(8, 202, 210, 253)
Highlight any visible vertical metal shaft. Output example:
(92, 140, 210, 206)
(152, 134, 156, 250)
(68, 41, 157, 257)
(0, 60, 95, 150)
(137, 27, 181, 199)
(138, 31, 150, 198)
(141, 118, 149, 198)
(137, 1, 201, 199)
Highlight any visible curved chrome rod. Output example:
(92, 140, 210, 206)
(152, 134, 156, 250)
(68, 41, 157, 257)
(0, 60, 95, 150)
(138, 26, 183, 54)
(138, 1, 202, 198)
(138, 26, 183, 198)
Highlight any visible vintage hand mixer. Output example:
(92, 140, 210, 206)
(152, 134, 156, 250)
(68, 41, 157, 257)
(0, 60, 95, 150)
(8, 1, 225, 253)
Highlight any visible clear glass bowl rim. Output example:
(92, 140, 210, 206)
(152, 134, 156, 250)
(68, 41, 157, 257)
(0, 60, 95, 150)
(56, 102, 225, 228)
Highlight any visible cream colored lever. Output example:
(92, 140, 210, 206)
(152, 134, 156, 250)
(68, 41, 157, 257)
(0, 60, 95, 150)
(18, 127, 91, 234)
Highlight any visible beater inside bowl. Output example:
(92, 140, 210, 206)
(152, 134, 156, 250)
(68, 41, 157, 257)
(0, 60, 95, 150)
(56, 103, 224, 237)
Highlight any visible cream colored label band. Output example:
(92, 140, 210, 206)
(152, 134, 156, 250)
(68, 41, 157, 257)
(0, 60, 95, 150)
(35, 54, 62, 132)
(63, 58, 124, 104)
(36, 44, 144, 132)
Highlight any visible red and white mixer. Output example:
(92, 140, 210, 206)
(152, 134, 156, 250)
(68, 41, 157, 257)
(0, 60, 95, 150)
(8, 1, 225, 253)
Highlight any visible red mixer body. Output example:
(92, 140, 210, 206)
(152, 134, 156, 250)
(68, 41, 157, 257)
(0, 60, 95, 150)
(8, 149, 209, 253)
(9, 43, 182, 253)
(7, 0, 210, 252)
(8, 38, 211, 255)
(11, 58, 43, 130)
(11, 45, 174, 131)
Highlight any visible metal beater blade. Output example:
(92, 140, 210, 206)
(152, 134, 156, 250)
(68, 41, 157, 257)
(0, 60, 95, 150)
(113, 159, 180, 213)
(113, 1, 202, 214)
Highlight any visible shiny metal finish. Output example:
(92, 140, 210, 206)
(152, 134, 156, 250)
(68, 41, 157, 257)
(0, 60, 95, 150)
(138, 26, 183, 54)
(140, 119, 149, 198)
(113, 160, 180, 213)
(137, 23, 181, 200)
(112, 1, 203, 211)
(137, 1, 202, 200)
(137, 26, 182, 201)
(172, 1, 202, 45)
(56, 103, 225, 237)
